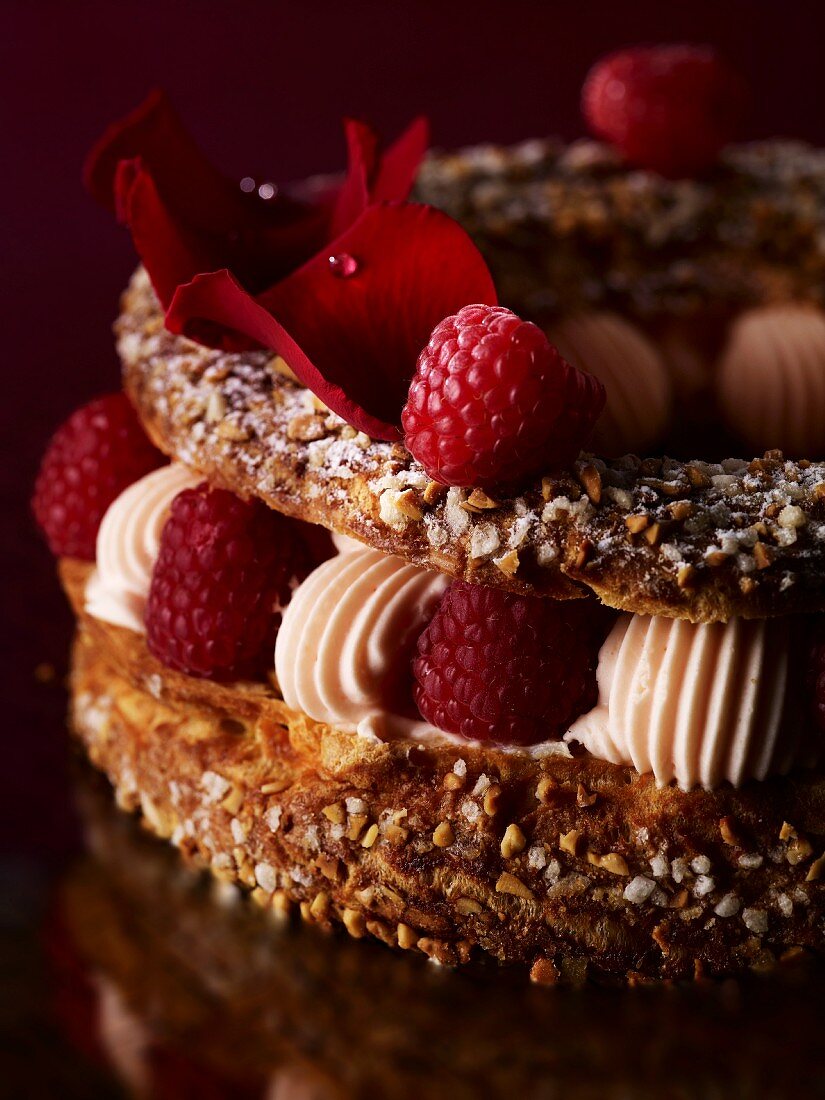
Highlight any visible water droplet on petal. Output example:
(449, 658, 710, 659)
(328, 253, 360, 278)
(239, 176, 256, 193)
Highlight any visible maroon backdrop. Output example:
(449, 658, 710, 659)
(4, 0, 824, 858)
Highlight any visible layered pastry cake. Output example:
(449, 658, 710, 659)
(51, 764, 825, 1099)
(35, 46, 825, 981)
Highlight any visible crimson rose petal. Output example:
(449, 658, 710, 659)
(85, 92, 429, 307)
(84, 89, 237, 226)
(331, 116, 429, 237)
(166, 203, 498, 440)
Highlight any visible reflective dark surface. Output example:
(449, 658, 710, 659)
(3, 758, 824, 1100)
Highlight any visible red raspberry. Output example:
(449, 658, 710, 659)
(401, 305, 604, 487)
(412, 583, 608, 745)
(32, 393, 163, 560)
(145, 484, 310, 680)
(582, 45, 747, 177)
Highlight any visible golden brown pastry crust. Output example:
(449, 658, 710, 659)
(62, 767, 825, 1099)
(118, 269, 825, 623)
(63, 560, 825, 981)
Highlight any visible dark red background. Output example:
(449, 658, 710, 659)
(4, 0, 825, 859)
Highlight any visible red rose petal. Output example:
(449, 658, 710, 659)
(84, 89, 235, 226)
(116, 158, 218, 308)
(166, 203, 498, 440)
(331, 116, 429, 238)
(86, 93, 430, 307)
(330, 118, 377, 238)
(372, 116, 429, 202)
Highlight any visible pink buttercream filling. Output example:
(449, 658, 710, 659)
(566, 612, 822, 789)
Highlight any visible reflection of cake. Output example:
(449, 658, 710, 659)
(36, 46, 825, 982)
(55, 765, 825, 1100)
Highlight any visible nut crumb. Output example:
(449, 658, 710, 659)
(588, 851, 630, 876)
(501, 823, 527, 858)
(559, 829, 581, 857)
(483, 784, 502, 816)
(343, 907, 366, 938)
(397, 923, 417, 949)
(495, 872, 535, 900)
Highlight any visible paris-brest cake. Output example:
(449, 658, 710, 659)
(35, 47, 825, 981)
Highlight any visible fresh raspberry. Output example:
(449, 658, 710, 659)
(582, 45, 747, 177)
(32, 392, 163, 560)
(401, 305, 604, 487)
(412, 583, 608, 745)
(145, 484, 310, 680)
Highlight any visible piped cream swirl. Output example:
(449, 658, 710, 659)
(567, 613, 821, 789)
(85, 464, 201, 632)
(717, 304, 825, 457)
(547, 311, 673, 457)
(275, 548, 449, 727)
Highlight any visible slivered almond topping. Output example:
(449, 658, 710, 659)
(643, 523, 662, 546)
(677, 564, 696, 589)
(536, 777, 558, 802)
(299, 901, 312, 922)
(588, 851, 630, 875)
(397, 923, 418, 949)
(753, 541, 774, 570)
(705, 550, 728, 568)
(343, 908, 366, 938)
(455, 897, 483, 915)
(495, 872, 535, 900)
(385, 824, 409, 846)
(322, 802, 346, 824)
(779, 821, 797, 841)
(260, 778, 289, 795)
(465, 487, 500, 510)
(806, 853, 824, 882)
(395, 488, 424, 520)
(559, 829, 581, 857)
(361, 823, 379, 848)
(494, 549, 520, 576)
(719, 817, 742, 846)
(501, 823, 527, 858)
(483, 784, 502, 816)
(685, 464, 708, 488)
(423, 480, 446, 505)
(814, 482, 825, 500)
(268, 354, 298, 381)
(625, 514, 650, 534)
(739, 576, 756, 594)
(347, 814, 368, 841)
(309, 892, 330, 920)
(271, 890, 291, 918)
(286, 413, 327, 442)
(205, 392, 227, 422)
(541, 476, 556, 501)
(576, 783, 598, 807)
(216, 419, 250, 441)
(578, 463, 602, 504)
(786, 836, 814, 865)
(443, 771, 464, 791)
(668, 500, 694, 521)
(220, 786, 244, 815)
(433, 821, 455, 848)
